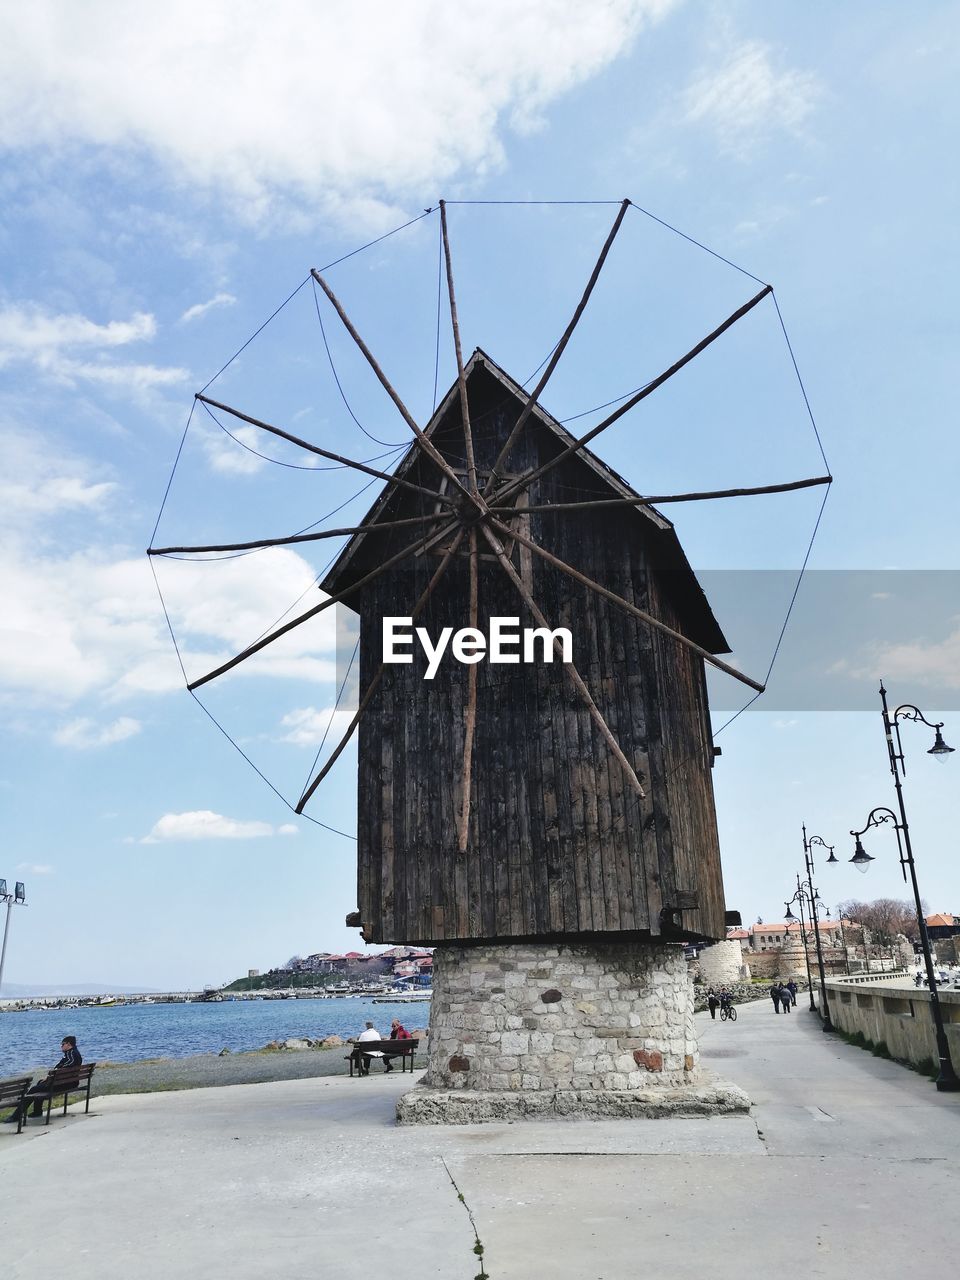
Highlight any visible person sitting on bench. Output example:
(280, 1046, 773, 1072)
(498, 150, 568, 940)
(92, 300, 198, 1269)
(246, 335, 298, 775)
(382, 1018, 412, 1072)
(4, 1036, 82, 1124)
(350, 1022, 384, 1076)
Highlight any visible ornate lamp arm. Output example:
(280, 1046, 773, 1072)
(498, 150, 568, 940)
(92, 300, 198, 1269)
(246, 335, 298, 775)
(849, 807, 908, 880)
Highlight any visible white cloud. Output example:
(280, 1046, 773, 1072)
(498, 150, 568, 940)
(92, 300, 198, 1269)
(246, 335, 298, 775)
(202, 424, 265, 475)
(682, 41, 819, 156)
(834, 622, 960, 692)
(0, 424, 117, 517)
(0, 306, 156, 356)
(180, 293, 237, 324)
(0, 541, 338, 704)
(140, 810, 299, 842)
(16, 862, 54, 875)
(54, 716, 141, 748)
(0, 302, 188, 393)
(279, 705, 358, 747)
(0, 1, 675, 225)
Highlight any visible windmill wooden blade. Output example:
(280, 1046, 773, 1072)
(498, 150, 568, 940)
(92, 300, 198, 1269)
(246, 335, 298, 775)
(186, 515, 459, 691)
(439, 200, 479, 497)
(149, 513, 442, 557)
(458, 525, 480, 852)
(311, 270, 487, 517)
(485, 198, 630, 492)
(491, 283, 773, 510)
(439, 200, 484, 853)
(486, 514, 764, 694)
(478, 521, 646, 800)
(295, 527, 467, 813)
(197, 394, 452, 504)
(489, 474, 832, 516)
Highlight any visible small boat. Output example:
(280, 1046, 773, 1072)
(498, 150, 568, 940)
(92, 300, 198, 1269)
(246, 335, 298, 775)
(373, 991, 432, 1004)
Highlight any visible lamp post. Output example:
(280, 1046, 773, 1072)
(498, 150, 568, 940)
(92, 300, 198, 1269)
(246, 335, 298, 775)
(785, 831, 834, 1032)
(0, 879, 27, 998)
(848, 807, 958, 1090)
(842, 681, 958, 1092)
(802, 827, 835, 1032)
(784, 874, 816, 1011)
(837, 912, 852, 976)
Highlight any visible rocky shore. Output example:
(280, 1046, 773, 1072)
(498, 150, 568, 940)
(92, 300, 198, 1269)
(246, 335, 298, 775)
(85, 1029, 428, 1097)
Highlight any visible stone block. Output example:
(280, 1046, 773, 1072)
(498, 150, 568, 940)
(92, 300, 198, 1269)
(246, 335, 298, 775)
(633, 1048, 663, 1072)
(500, 1030, 530, 1056)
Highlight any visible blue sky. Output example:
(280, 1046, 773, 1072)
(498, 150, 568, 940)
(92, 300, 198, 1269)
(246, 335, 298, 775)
(1, 3, 958, 990)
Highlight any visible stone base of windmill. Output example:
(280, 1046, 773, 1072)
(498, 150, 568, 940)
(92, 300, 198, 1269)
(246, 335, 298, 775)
(396, 940, 750, 1125)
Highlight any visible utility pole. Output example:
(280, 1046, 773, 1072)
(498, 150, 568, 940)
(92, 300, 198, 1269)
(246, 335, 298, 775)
(0, 879, 27, 997)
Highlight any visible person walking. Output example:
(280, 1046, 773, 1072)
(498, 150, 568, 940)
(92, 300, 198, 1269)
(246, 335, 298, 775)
(781, 982, 792, 1012)
(707, 988, 719, 1020)
(786, 979, 798, 1007)
(770, 982, 782, 1014)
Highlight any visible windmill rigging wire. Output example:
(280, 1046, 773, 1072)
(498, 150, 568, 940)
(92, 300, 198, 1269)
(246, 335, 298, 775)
(311, 277, 407, 447)
(626, 201, 768, 288)
(301, 636, 360, 798)
(315, 208, 436, 275)
(150, 399, 196, 545)
(199, 277, 311, 395)
(432, 214, 444, 412)
(772, 291, 830, 473)
(148, 555, 355, 839)
(200, 398, 405, 473)
(197, 209, 437, 400)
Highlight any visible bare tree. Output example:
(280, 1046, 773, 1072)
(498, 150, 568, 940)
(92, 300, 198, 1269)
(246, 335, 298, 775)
(838, 899, 923, 944)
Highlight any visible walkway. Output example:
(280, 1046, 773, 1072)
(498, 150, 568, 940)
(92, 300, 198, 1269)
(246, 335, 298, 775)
(1, 1000, 957, 1279)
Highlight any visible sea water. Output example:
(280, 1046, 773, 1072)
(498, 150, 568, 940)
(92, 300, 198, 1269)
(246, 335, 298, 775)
(0, 996, 429, 1075)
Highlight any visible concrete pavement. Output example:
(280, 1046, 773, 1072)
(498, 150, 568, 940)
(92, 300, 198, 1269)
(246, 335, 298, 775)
(2, 999, 958, 1279)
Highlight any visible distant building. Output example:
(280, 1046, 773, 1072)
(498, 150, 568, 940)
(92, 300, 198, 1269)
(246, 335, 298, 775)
(247, 969, 259, 979)
(925, 913, 959, 940)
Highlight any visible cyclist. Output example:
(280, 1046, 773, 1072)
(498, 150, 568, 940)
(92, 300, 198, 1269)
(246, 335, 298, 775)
(719, 989, 734, 1017)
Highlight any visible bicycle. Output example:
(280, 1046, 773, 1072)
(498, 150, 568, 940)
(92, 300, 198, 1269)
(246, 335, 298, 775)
(719, 1004, 737, 1021)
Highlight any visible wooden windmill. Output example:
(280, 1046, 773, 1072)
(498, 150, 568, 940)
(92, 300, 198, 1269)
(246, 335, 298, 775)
(151, 200, 830, 954)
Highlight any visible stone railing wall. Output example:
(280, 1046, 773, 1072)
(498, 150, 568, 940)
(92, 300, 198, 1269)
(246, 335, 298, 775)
(824, 978, 960, 1072)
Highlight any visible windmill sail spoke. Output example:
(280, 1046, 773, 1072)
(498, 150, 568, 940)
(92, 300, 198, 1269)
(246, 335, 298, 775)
(197, 394, 451, 504)
(491, 284, 774, 510)
(186, 517, 459, 692)
(439, 200, 479, 497)
(488, 474, 832, 516)
(311, 270, 486, 516)
(458, 526, 480, 852)
(149, 513, 442, 557)
(485, 198, 630, 492)
(486, 514, 765, 694)
(296, 527, 467, 813)
(478, 522, 646, 799)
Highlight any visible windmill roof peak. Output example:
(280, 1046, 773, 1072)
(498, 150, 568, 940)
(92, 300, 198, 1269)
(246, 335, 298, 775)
(320, 351, 730, 654)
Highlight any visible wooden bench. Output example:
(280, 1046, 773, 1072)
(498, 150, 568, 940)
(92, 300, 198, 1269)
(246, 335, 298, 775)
(346, 1039, 420, 1077)
(27, 1064, 96, 1125)
(0, 1076, 34, 1134)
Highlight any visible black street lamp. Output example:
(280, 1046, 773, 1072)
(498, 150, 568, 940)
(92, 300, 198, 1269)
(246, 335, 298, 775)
(843, 683, 959, 1093)
(785, 827, 834, 1032)
(784, 874, 816, 1012)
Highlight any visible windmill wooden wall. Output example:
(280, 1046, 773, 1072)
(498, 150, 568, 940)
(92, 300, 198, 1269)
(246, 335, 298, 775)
(326, 353, 728, 946)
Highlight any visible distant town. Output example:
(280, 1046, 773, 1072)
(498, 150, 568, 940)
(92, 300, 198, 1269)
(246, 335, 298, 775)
(226, 945, 434, 993)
